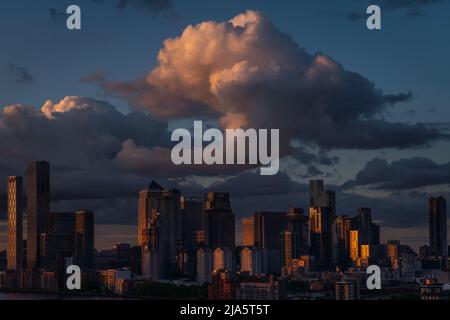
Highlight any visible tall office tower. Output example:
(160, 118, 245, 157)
(309, 207, 334, 270)
(204, 192, 235, 250)
(181, 196, 204, 251)
(253, 212, 288, 250)
(349, 230, 359, 263)
(387, 240, 399, 269)
(356, 208, 373, 245)
(41, 212, 76, 269)
(309, 180, 324, 207)
(240, 247, 261, 276)
(181, 196, 204, 275)
(213, 247, 234, 272)
(280, 231, 295, 267)
(428, 197, 448, 257)
(142, 209, 160, 279)
(139, 181, 182, 279)
(334, 215, 349, 267)
(286, 208, 308, 257)
(27, 161, 50, 269)
(197, 247, 213, 283)
(316, 191, 336, 216)
(242, 217, 255, 246)
(75, 210, 95, 269)
(7, 176, 23, 270)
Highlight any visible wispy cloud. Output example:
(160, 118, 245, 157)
(8, 63, 34, 85)
(347, 0, 449, 19)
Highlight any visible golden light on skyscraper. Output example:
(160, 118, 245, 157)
(360, 244, 370, 259)
(309, 207, 322, 233)
(350, 230, 359, 262)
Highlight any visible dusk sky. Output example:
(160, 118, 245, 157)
(0, 0, 449, 250)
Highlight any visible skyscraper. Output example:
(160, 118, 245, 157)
(75, 210, 95, 269)
(356, 208, 372, 245)
(253, 212, 287, 250)
(213, 247, 234, 272)
(27, 161, 50, 269)
(280, 231, 294, 267)
(41, 212, 76, 269)
(197, 247, 213, 283)
(309, 180, 324, 207)
(309, 207, 334, 270)
(242, 217, 255, 247)
(7, 176, 23, 270)
(181, 195, 204, 275)
(286, 208, 308, 256)
(240, 247, 261, 276)
(139, 181, 182, 279)
(428, 197, 448, 257)
(204, 192, 235, 250)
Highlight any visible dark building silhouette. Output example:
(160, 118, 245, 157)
(7, 176, 23, 271)
(428, 197, 447, 257)
(27, 161, 50, 269)
(181, 195, 204, 275)
(253, 212, 287, 250)
(309, 180, 324, 207)
(205, 192, 235, 250)
(140, 181, 182, 279)
(310, 207, 334, 270)
(286, 208, 308, 257)
(75, 210, 95, 269)
(41, 212, 75, 269)
(356, 208, 380, 247)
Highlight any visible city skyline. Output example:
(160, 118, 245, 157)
(0, 159, 447, 299)
(0, 0, 449, 301)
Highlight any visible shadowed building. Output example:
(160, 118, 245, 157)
(309, 207, 334, 270)
(428, 197, 447, 257)
(286, 208, 308, 257)
(181, 195, 204, 276)
(309, 180, 324, 207)
(75, 210, 95, 269)
(204, 192, 235, 250)
(139, 181, 182, 279)
(41, 212, 76, 269)
(7, 176, 23, 270)
(27, 161, 50, 270)
(253, 212, 287, 250)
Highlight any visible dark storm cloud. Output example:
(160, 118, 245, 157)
(290, 146, 340, 166)
(7, 63, 34, 85)
(0, 97, 168, 195)
(100, 11, 446, 151)
(344, 157, 450, 190)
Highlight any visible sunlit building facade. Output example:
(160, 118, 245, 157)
(7, 176, 23, 270)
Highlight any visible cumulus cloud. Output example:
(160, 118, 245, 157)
(344, 157, 450, 191)
(0, 96, 168, 192)
(101, 10, 444, 152)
